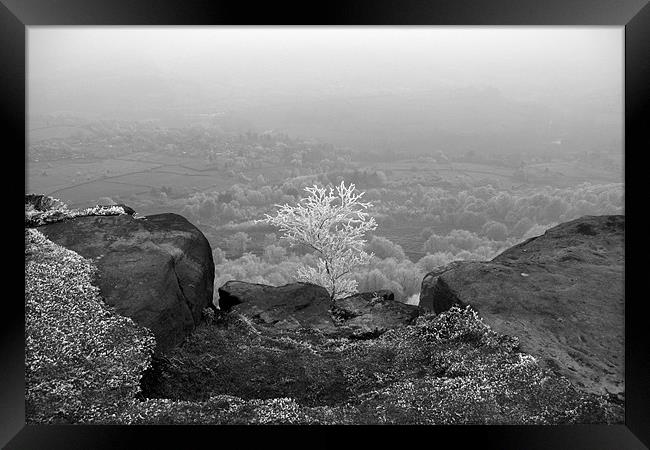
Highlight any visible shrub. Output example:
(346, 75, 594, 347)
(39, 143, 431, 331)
(260, 181, 377, 300)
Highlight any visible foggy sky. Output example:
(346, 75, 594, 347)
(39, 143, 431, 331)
(28, 27, 623, 153)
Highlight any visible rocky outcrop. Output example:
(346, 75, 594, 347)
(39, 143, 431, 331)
(39, 212, 215, 352)
(218, 281, 338, 333)
(419, 215, 624, 400)
(218, 282, 422, 338)
(333, 290, 422, 338)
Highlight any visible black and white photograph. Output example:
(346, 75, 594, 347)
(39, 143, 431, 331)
(20, 23, 632, 429)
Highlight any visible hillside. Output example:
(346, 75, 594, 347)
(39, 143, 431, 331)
(24, 196, 624, 424)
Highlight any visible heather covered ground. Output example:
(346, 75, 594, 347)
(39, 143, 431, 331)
(132, 307, 622, 425)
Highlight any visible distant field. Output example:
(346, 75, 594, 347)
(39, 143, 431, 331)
(373, 161, 516, 189)
(114, 152, 203, 166)
(26, 152, 238, 207)
(373, 160, 621, 189)
(110, 171, 228, 191)
(526, 161, 622, 185)
(26, 159, 161, 195)
(47, 181, 152, 207)
(143, 165, 199, 175)
(28, 126, 95, 142)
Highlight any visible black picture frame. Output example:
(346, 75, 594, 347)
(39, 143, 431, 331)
(5, 0, 649, 447)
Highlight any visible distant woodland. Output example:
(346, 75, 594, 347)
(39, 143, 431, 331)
(27, 116, 623, 304)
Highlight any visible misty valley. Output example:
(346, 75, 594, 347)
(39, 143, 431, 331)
(28, 115, 622, 304)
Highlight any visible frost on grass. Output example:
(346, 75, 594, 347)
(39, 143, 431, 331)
(25, 195, 130, 227)
(25, 229, 155, 423)
(128, 306, 623, 425)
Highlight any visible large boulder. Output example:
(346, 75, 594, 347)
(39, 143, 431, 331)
(218, 281, 338, 333)
(39, 213, 215, 352)
(333, 290, 422, 338)
(418, 215, 624, 400)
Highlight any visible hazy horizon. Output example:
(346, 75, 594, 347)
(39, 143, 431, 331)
(28, 27, 623, 155)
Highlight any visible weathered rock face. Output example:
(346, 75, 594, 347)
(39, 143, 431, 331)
(39, 213, 215, 352)
(218, 281, 338, 333)
(419, 261, 466, 312)
(218, 283, 421, 338)
(419, 215, 624, 400)
(333, 290, 422, 338)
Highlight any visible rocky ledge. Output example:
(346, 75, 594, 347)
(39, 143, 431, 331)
(419, 215, 624, 401)
(218, 281, 422, 338)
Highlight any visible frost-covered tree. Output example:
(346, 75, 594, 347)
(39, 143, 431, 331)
(260, 181, 377, 300)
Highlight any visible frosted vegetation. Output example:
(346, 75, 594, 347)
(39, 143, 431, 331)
(115, 306, 623, 424)
(25, 229, 155, 423)
(211, 181, 622, 305)
(25, 198, 129, 227)
(260, 182, 377, 300)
